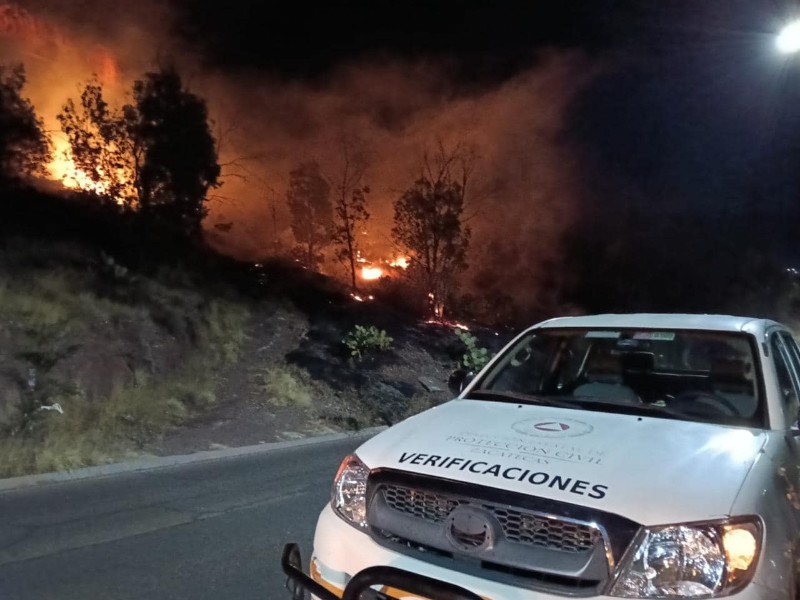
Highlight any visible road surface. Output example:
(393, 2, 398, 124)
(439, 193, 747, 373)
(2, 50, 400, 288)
(0, 436, 365, 600)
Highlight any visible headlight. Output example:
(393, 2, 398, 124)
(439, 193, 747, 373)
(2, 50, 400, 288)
(331, 454, 370, 529)
(611, 518, 761, 598)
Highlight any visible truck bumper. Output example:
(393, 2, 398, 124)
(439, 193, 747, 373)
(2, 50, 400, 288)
(283, 542, 483, 600)
(308, 505, 789, 600)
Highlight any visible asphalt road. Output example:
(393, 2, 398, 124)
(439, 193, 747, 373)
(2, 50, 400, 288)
(0, 436, 365, 600)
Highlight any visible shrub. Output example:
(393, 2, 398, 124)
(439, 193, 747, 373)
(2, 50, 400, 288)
(99, 251, 129, 280)
(257, 364, 315, 408)
(343, 325, 393, 360)
(454, 328, 490, 371)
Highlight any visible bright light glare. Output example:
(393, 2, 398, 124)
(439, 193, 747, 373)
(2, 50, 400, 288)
(701, 429, 761, 462)
(722, 527, 757, 571)
(360, 266, 383, 280)
(777, 20, 800, 54)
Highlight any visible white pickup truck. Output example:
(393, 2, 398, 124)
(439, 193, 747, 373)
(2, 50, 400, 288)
(283, 314, 800, 599)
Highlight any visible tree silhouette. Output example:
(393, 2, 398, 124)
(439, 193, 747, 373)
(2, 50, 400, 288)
(329, 140, 370, 292)
(126, 66, 220, 237)
(287, 161, 332, 269)
(0, 64, 49, 185)
(392, 142, 473, 319)
(58, 79, 136, 205)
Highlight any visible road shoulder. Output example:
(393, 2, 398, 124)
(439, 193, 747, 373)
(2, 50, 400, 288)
(0, 427, 384, 494)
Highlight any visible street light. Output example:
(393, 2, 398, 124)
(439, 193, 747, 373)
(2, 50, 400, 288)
(777, 19, 800, 54)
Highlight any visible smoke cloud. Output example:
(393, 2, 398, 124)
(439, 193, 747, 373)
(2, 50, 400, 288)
(1, 1, 598, 318)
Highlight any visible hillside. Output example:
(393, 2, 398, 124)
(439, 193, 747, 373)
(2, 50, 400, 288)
(0, 189, 506, 477)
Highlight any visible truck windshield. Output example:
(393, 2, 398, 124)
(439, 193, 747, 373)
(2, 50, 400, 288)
(472, 328, 763, 428)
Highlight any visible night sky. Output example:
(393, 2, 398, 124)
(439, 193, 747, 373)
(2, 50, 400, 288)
(179, 0, 800, 234)
(177, 2, 618, 79)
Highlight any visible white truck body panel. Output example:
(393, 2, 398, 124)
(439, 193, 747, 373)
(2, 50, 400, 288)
(309, 314, 800, 599)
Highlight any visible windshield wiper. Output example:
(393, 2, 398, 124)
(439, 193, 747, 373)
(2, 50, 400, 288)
(466, 389, 582, 410)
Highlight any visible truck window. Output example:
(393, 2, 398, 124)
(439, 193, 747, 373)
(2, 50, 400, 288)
(774, 333, 800, 425)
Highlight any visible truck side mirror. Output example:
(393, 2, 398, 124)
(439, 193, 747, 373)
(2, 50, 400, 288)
(448, 369, 475, 395)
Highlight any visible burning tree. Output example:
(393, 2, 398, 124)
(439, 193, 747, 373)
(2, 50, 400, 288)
(0, 64, 49, 185)
(57, 79, 136, 205)
(392, 142, 473, 319)
(329, 139, 370, 292)
(287, 160, 332, 269)
(127, 66, 220, 237)
(57, 66, 220, 238)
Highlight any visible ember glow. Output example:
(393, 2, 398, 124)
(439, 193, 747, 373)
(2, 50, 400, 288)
(350, 293, 375, 302)
(424, 318, 470, 331)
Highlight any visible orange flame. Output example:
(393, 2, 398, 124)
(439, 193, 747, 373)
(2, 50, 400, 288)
(361, 266, 383, 280)
(48, 137, 110, 194)
(388, 255, 410, 269)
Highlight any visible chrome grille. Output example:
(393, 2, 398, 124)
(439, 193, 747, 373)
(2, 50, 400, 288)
(382, 484, 598, 553)
(383, 485, 462, 522)
(489, 507, 597, 551)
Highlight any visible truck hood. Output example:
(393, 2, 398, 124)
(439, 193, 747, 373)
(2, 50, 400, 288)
(356, 399, 768, 525)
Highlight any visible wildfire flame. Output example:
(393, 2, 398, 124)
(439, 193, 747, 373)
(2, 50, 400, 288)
(360, 266, 383, 280)
(389, 255, 410, 269)
(356, 250, 409, 281)
(0, 4, 122, 195)
(48, 137, 110, 194)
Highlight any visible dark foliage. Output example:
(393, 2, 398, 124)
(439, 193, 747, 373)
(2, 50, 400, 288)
(392, 144, 472, 320)
(0, 185, 252, 301)
(127, 66, 220, 237)
(287, 161, 332, 268)
(330, 141, 370, 293)
(56, 67, 220, 239)
(0, 65, 49, 185)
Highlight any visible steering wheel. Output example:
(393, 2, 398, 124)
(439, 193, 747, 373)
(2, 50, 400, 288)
(669, 391, 740, 418)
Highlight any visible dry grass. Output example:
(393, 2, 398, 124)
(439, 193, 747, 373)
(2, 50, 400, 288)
(256, 364, 316, 408)
(0, 250, 249, 477)
(0, 362, 217, 477)
(205, 300, 248, 364)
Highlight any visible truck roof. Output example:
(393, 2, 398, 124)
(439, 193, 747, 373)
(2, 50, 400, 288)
(534, 313, 782, 337)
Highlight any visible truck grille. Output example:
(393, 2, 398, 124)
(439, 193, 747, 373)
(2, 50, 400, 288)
(366, 471, 641, 597)
(383, 484, 598, 553)
(491, 506, 598, 552)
